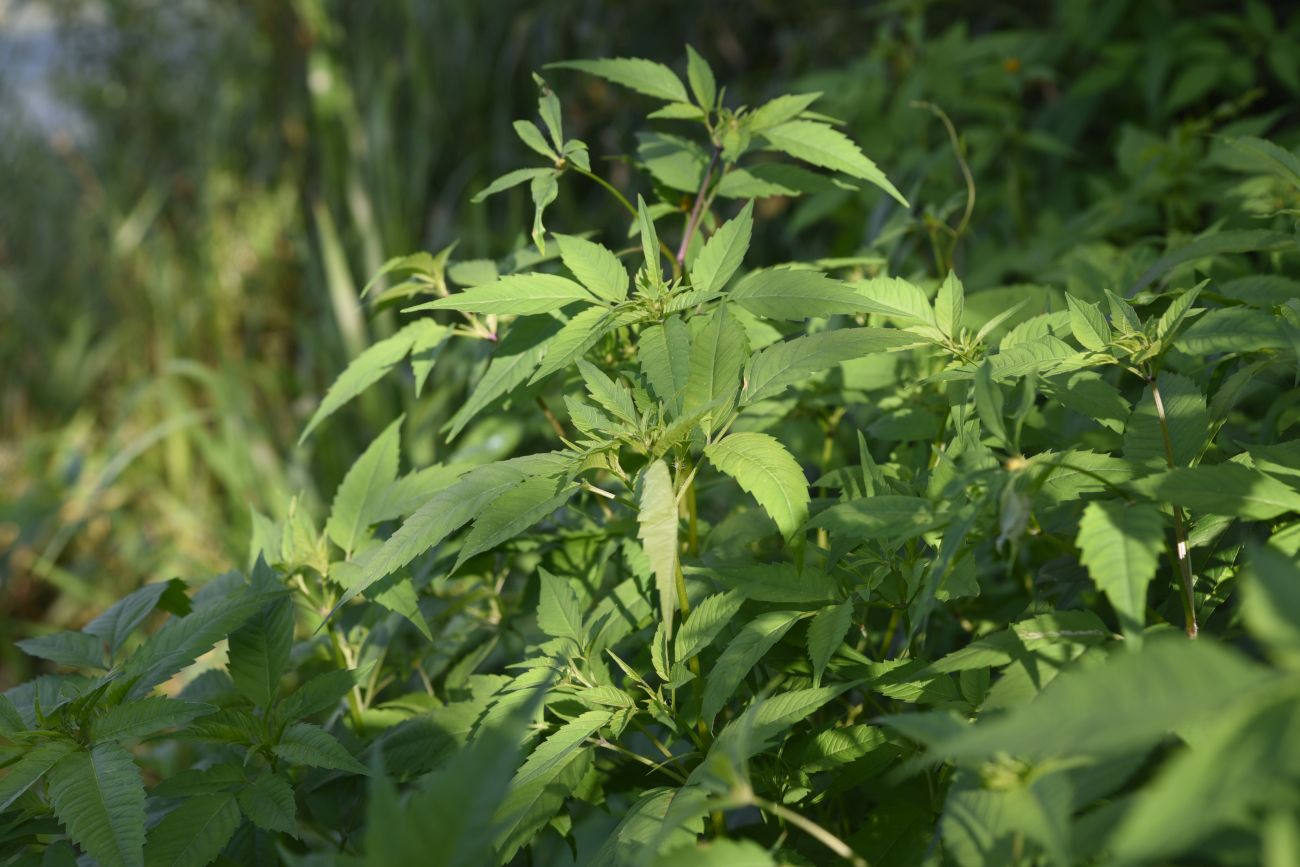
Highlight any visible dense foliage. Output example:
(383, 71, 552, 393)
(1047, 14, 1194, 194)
(5, 15, 1300, 867)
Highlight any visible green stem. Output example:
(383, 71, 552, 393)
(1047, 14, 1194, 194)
(574, 166, 680, 279)
(1149, 372, 1198, 638)
(751, 796, 869, 867)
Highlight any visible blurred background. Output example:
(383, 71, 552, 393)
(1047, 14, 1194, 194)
(2, 0, 1298, 683)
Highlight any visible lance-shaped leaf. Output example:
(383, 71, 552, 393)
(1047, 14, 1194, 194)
(675, 590, 745, 663)
(83, 579, 188, 661)
(237, 774, 298, 836)
(548, 57, 689, 103)
(690, 200, 753, 295)
(537, 568, 587, 646)
(555, 234, 628, 302)
(300, 319, 447, 443)
(15, 630, 106, 670)
(226, 595, 294, 708)
(1122, 372, 1207, 468)
(731, 269, 868, 320)
(759, 120, 908, 207)
(638, 460, 680, 637)
(1066, 294, 1110, 350)
(142, 792, 242, 867)
(1076, 501, 1163, 644)
(454, 475, 578, 570)
(472, 167, 552, 203)
(445, 315, 562, 440)
(1132, 463, 1300, 520)
(327, 416, 402, 554)
(701, 610, 802, 723)
(406, 274, 597, 315)
(0, 737, 76, 812)
(807, 600, 854, 686)
(91, 698, 215, 743)
(47, 743, 146, 867)
(705, 432, 809, 540)
(743, 327, 920, 404)
(273, 723, 368, 775)
(637, 315, 692, 414)
(681, 304, 747, 435)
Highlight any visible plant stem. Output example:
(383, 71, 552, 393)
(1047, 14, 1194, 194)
(1149, 373, 1198, 638)
(676, 148, 720, 266)
(751, 796, 869, 867)
(536, 396, 567, 440)
(574, 165, 681, 278)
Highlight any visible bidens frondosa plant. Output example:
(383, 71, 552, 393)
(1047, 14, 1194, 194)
(5, 47, 1300, 867)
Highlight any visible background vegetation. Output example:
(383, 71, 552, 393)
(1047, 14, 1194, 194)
(2, 1, 1300, 864)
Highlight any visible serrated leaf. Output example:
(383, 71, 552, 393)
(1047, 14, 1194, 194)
(705, 432, 809, 540)
(529, 305, 623, 383)
(675, 590, 744, 663)
(638, 195, 664, 288)
(454, 475, 577, 570)
(1133, 463, 1300, 520)
(685, 45, 716, 109)
(851, 275, 938, 325)
(734, 268, 877, 322)
(974, 360, 1009, 447)
(0, 737, 76, 812)
(638, 460, 680, 637)
(760, 120, 908, 206)
(327, 416, 402, 554)
(406, 273, 596, 315)
(92, 698, 215, 743)
(1127, 229, 1295, 297)
(1066, 294, 1110, 350)
(681, 304, 747, 435)
(47, 744, 145, 867)
(701, 610, 802, 723)
(807, 495, 934, 542)
(691, 201, 752, 295)
(300, 319, 445, 443)
(445, 315, 561, 440)
(577, 359, 637, 424)
(472, 167, 551, 203)
(808, 601, 853, 686)
(15, 631, 106, 670)
(653, 839, 775, 866)
(743, 327, 919, 404)
(226, 595, 293, 709)
(83, 579, 188, 661)
(554, 234, 628, 302)
(272, 723, 368, 775)
(1176, 307, 1289, 354)
(747, 92, 823, 132)
(1242, 542, 1300, 662)
(143, 792, 241, 867)
(935, 271, 965, 340)
(548, 57, 689, 103)
(236, 774, 297, 836)
(638, 316, 692, 414)
(277, 668, 363, 723)
(536, 568, 587, 647)
(1076, 501, 1164, 644)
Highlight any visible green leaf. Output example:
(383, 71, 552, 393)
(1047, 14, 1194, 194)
(529, 305, 624, 383)
(445, 316, 561, 440)
(84, 579, 188, 661)
(682, 304, 748, 435)
(0, 737, 76, 812)
(123, 574, 280, 697)
(935, 271, 965, 340)
(701, 610, 802, 723)
(577, 359, 638, 424)
(272, 723, 368, 775)
(974, 360, 1009, 447)
(406, 273, 596, 315)
(1242, 542, 1300, 662)
(638, 316, 692, 413)
(1176, 307, 1289, 354)
(91, 698, 215, 743)
(743, 327, 919, 404)
(236, 774, 297, 836)
(454, 475, 577, 570)
(746, 92, 823, 132)
(1134, 463, 1300, 520)
(685, 45, 716, 109)
(638, 195, 664, 288)
(1066, 294, 1110, 351)
(760, 120, 908, 207)
(690, 201, 752, 295)
(529, 171, 558, 253)
(548, 57, 689, 103)
(1122, 372, 1207, 468)
(350, 462, 530, 606)
(708, 563, 840, 603)
(705, 432, 809, 540)
(851, 275, 938, 326)
(638, 460, 680, 637)
(675, 590, 744, 663)
(47, 743, 146, 867)
(731, 269, 867, 320)
(653, 839, 775, 867)
(512, 119, 556, 160)
(536, 568, 587, 647)
(1076, 501, 1164, 643)
(299, 319, 446, 443)
(906, 637, 1273, 763)
(15, 631, 106, 670)
(277, 668, 363, 723)
(554, 234, 628, 302)
(226, 595, 294, 708)
(326, 417, 402, 554)
(1127, 229, 1295, 297)
(809, 495, 933, 544)
(472, 167, 551, 203)
(808, 601, 853, 686)
(142, 792, 241, 867)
